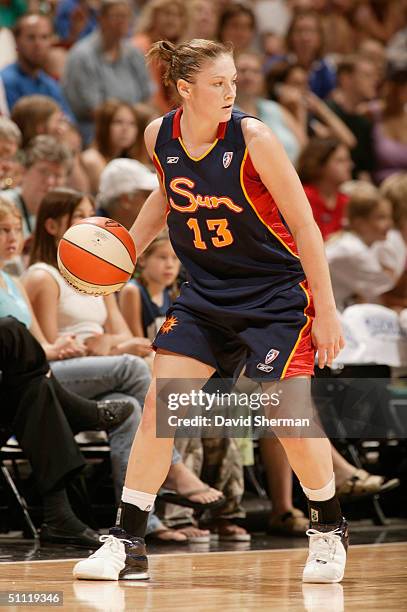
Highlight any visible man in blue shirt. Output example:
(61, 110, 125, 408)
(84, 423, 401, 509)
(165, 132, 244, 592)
(0, 14, 73, 118)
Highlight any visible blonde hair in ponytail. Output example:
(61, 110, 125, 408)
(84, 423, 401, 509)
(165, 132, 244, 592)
(147, 38, 233, 87)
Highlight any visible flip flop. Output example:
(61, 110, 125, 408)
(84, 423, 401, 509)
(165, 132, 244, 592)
(157, 487, 227, 511)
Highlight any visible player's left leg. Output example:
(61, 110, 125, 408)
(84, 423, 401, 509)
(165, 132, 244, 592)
(262, 377, 348, 584)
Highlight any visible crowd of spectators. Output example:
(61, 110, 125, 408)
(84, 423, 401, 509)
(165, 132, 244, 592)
(0, 0, 407, 543)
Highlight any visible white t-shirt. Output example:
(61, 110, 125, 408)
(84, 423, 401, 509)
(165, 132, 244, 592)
(325, 230, 406, 311)
(28, 262, 107, 342)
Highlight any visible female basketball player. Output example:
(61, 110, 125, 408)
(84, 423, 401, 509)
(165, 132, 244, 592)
(74, 39, 348, 584)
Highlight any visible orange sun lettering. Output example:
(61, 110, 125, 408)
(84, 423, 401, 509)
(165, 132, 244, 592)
(160, 316, 178, 334)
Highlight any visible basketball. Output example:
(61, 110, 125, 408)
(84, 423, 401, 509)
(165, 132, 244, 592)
(57, 217, 136, 296)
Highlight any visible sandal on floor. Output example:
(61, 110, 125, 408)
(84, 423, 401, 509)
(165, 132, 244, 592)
(336, 469, 400, 501)
(145, 528, 188, 545)
(158, 487, 227, 511)
(267, 508, 308, 537)
(206, 520, 251, 542)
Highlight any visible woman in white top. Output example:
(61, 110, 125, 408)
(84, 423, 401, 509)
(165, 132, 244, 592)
(23, 187, 225, 543)
(326, 182, 406, 311)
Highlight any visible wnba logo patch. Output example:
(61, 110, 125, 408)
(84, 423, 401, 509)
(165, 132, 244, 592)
(265, 349, 280, 365)
(223, 151, 233, 168)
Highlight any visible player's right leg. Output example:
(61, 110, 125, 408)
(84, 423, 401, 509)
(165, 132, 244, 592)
(73, 349, 215, 581)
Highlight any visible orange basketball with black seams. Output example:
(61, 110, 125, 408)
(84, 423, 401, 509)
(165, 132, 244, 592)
(57, 217, 136, 296)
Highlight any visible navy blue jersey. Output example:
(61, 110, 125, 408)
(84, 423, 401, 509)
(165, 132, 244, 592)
(153, 108, 305, 307)
(128, 278, 172, 340)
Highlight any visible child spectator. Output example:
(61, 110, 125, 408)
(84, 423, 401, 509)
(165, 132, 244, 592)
(298, 138, 352, 240)
(326, 182, 405, 310)
(119, 230, 180, 340)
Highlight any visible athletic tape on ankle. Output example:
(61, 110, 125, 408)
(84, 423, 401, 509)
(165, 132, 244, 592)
(121, 487, 156, 511)
(301, 474, 336, 501)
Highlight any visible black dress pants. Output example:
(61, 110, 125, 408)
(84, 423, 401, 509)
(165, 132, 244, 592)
(0, 317, 86, 495)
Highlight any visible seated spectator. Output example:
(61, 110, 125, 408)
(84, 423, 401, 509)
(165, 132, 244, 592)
(326, 182, 405, 310)
(358, 38, 387, 83)
(266, 60, 356, 149)
(372, 65, 407, 185)
(0, 15, 73, 117)
(217, 2, 257, 54)
(235, 51, 306, 164)
(2, 135, 72, 237)
(11, 95, 90, 192)
(0, 117, 22, 191)
(184, 0, 219, 41)
(120, 230, 179, 340)
(380, 173, 407, 311)
(81, 100, 142, 194)
(0, 316, 99, 547)
(63, 0, 152, 144)
(133, 0, 189, 114)
(327, 55, 378, 180)
(298, 138, 352, 240)
(54, 0, 99, 48)
(11, 94, 67, 148)
(320, 0, 356, 56)
(275, 9, 337, 100)
(97, 158, 158, 229)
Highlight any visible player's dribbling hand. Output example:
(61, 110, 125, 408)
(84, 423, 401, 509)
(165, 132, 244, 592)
(311, 313, 345, 369)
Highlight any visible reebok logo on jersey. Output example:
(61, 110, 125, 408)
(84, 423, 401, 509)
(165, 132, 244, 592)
(166, 156, 179, 164)
(265, 349, 280, 365)
(223, 151, 233, 168)
(257, 363, 274, 373)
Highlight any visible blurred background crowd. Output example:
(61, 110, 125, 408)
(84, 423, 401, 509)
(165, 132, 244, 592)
(1, 0, 407, 547)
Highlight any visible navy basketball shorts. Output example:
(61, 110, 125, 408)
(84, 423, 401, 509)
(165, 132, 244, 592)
(153, 280, 315, 381)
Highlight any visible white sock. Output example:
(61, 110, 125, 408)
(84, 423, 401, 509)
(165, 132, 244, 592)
(301, 474, 336, 501)
(121, 487, 156, 512)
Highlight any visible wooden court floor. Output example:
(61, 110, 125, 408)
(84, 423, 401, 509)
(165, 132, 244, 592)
(0, 542, 406, 611)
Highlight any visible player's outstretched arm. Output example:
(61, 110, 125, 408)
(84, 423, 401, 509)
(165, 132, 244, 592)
(129, 117, 168, 256)
(242, 118, 345, 368)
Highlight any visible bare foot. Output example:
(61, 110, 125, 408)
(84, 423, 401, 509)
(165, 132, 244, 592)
(206, 519, 250, 540)
(149, 528, 187, 542)
(176, 525, 210, 542)
(163, 462, 224, 505)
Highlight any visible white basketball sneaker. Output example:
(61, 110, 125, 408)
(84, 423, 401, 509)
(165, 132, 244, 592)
(73, 527, 149, 581)
(302, 519, 349, 583)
